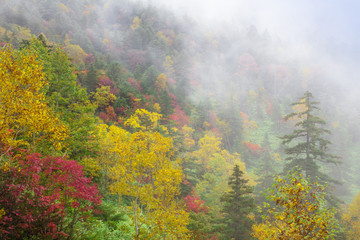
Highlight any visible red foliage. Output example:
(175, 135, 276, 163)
(99, 111, 109, 122)
(239, 111, 248, 119)
(98, 75, 112, 87)
(127, 78, 143, 92)
(126, 49, 146, 70)
(85, 53, 95, 65)
(169, 106, 189, 127)
(243, 141, 265, 155)
(167, 77, 176, 85)
(207, 236, 218, 240)
(0, 151, 101, 239)
(184, 194, 208, 213)
(115, 106, 128, 116)
(190, 79, 199, 86)
(238, 53, 258, 77)
(169, 93, 189, 127)
(209, 110, 218, 128)
(128, 93, 142, 110)
(183, 180, 190, 185)
(99, 106, 117, 123)
(106, 106, 117, 121)
(98, 75, 119, 95)
(169, 93, 177, 102)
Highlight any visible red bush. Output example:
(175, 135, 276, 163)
(0, 151, 101, 239)
(184, 194, 208, 213)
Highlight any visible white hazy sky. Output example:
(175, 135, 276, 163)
(149, 0, 359, 45)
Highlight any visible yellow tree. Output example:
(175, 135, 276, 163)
(124, 108, 163, 131)
(155, 73, 167, 92)
(343, 191, 360, 239)
(91, 85, 116, 111)
(101, 110, 189, 239)
(180, 125, 195, 149)
(163, 56, 175, 76)
(192, 134, 249, 216)
(252, 172, 338, 240)
(0, 45, 68, 155)
(63, 34, 87, 65)
(131, 16, 141, 30)
(191, 134, 222, 170)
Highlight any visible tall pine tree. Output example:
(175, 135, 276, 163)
(220, 164, 255, 240)
(280, 91, 340, 186)
(254, 134, 277, 206)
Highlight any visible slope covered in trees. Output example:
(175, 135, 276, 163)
(0, 0, 360, 239)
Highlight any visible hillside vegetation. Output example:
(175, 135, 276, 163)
(1, 0, 359, 239)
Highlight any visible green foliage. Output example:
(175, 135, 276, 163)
(106, 62, 127, 85)
(22, 36, 99, 160)
(140, 65, 159, 95)
(280, 91, 340, 199)
(83, 201, 134, 240)
(85, 65, 98, 93)
(2, 1, 359, 238)
(220, 164, 255, 240)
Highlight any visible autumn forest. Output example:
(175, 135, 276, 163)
(0, 0, 360, 239)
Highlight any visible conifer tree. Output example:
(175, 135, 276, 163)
(220, 164, 255, 240)
(86, 65, 98, 93)
(280, 91, 340, 187)
(255, 134, 277, 205)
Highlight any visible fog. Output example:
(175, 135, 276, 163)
(143, 0, 360, 103)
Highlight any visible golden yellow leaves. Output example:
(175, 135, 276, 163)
(180, 125, 195, 149)
(163, 56, 175, 76)
(0, 26, 7, 37)
(131, 16, 141, 30)
(10, 25, 32, 42)
(83, 4, 95, 16)
(191, 134, 222, 168)
(155, 73, 167, 92)
(80, 157, 101, 178)
(125, 109, 163, 131)
(343, 192, 360, 239)
(272, 152, 282, 162)
(58, 3, 70, 13)
(97, 110, 189, 239)
(252, 173, 338, 239)
(91, 86, 117, 110)
(240, 112, 258, 136)
(63, 34, 87, 65)
(0, 45, 68, 151)
(153, 103, 161, 113)
(286, 98, 309, 122)
(0, 208, 5, 221)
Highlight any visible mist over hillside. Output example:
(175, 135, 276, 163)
(1, 0, 360, 239)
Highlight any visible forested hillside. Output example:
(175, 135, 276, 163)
(1, 0, 360, 239)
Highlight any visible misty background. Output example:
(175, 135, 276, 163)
(1, 0, 359, 200)
(149, 0, 360, 98)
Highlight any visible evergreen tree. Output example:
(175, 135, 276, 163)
(280, 91, 340, 187)
(220, 164, 255, 240)
(85, 65, 98, 93)
(254, 134, 277, 205)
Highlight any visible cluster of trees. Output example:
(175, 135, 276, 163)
(0, 0, 360, 239)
